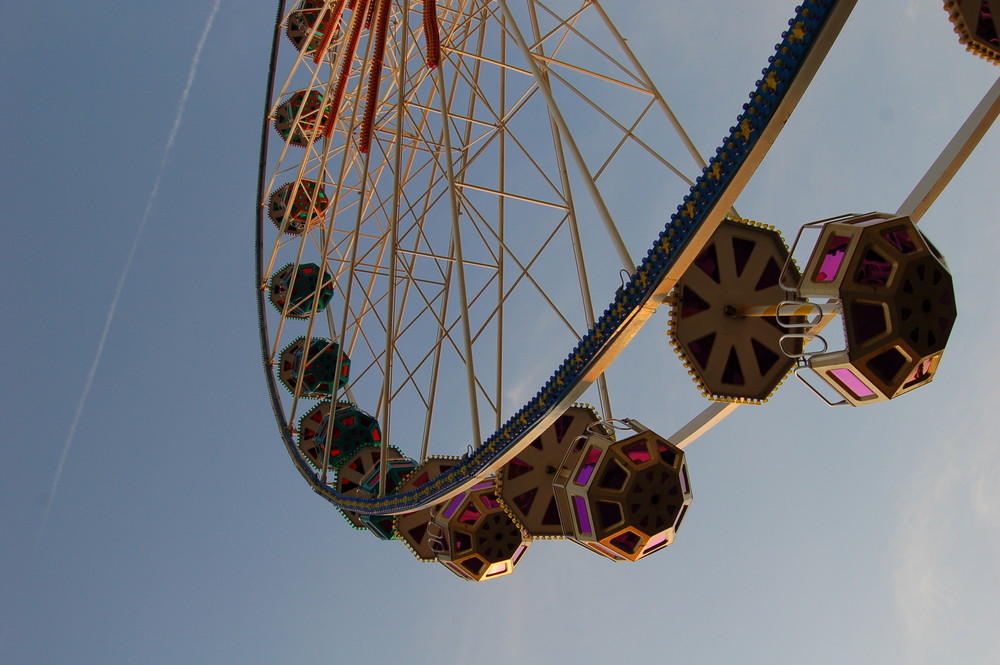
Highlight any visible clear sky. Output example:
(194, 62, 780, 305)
(2, 1, 998, 664)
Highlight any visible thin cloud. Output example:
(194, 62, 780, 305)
(892, 458, 959, 638)
(891, 332, 1000, 662)
(35, 0, 223, 546)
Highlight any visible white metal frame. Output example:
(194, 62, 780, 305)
(260, 0, 725, 488)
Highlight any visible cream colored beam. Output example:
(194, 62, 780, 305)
(897, 76, 1000, 223)
(669, 403, 740, 450)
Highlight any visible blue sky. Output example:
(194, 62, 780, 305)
(2, 1, 999, 664)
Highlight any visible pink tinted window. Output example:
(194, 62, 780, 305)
(816, 234, 850, 282)
(622, 441, 651, 464)
(855, 248, 893, 286)
(573, 496, 592, 535)
(441, 493, 466, 519)
(882, 227, 917, 254)
(642, 533, 669, 554)
(903, 358, 934, 390)
(675, 504, 689, 531)
(609, 530, 642, 555)
(458, 504, 481, 525)
(484, 562, 509, 578)
(575, 445, 602, 485)
(829, 368, 875, 399)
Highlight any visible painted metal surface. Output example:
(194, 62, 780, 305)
(256, 0, 859, 515)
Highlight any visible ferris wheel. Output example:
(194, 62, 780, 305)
(256, 0, 999, 580)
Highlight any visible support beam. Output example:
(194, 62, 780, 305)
(669, 402, 740, 450)
(898, 76, 1000, 222)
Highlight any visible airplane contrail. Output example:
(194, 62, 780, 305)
(35, 0, 224, 546)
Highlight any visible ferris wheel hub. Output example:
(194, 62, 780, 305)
(668, 218, 801, 404)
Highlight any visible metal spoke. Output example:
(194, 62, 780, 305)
(258, 0, 744, 500)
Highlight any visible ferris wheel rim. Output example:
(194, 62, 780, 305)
(256, 0, 858, 516)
